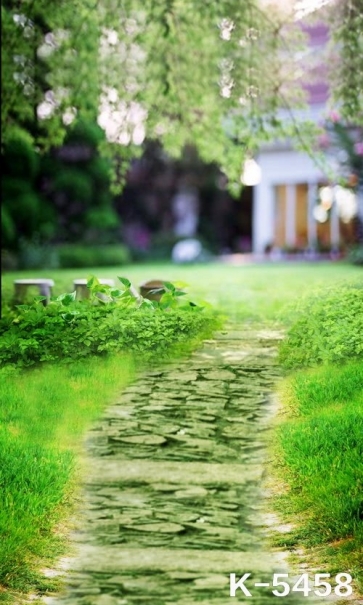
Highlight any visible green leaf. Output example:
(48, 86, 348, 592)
(163, 281, 176, 292)
(87, 276, 100, 289)
(118, 276, 131, 288)
(110, 289, 124, 298)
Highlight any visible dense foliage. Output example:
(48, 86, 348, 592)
(0, 277, 220, 369)
(5, 0, 361, 186)
(329, 0, 363, 124)
(279, 283, 363, 368)
(2, 119, 121, 254)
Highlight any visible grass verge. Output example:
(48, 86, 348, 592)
(0, 354, 134, 595)
(273, 362, 363, 594)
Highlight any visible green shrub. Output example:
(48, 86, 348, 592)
(347, 245, 363, 266)
(85, 207, 120, 230)
(2, 136, 39, 180)
(1, 208, 15, 247)
(18, 237, 59, 270)
(53, 169, 93, 203)
(66, 119, 105, 147)
(0, 306, 218, 368)
(279, 283, 363, 368)
(57, 244, 130, 268)
(0, 277, 220, 368)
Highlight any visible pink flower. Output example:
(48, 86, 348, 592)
(329, 110, 340, 123)
(318, 133, 330, 148)
(354, 142, 363, 155)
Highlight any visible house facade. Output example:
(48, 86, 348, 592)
(252, 21, 357, 254)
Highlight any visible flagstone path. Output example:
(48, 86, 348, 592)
(49, 324, 326, 605)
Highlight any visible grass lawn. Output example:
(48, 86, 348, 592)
(0, 355, 134, 595)
(273, 362, 363, 591)
(1, 260, 362, 600)
(2, 260, 361, 321)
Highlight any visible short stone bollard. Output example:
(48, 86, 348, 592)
(139, 280, 165, 302)
(73, 278, 115, 300)
(13, 279, 55, 305)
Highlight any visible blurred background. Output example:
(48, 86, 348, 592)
(2, 0, 363, 271)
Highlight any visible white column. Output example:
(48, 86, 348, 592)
(252, 180, 275, 253)
(285, 184, 296, 247)
(330, 193, 340, 248)
(357, 186, 363, 244)
(307, 183, 317, 249)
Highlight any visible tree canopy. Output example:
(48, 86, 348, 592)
(2, 0, 363, 186)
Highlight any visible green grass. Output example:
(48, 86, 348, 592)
(2, 260, 361, 323)
(1, 260, 362, 600)
(274, 361, 363, 590)
(0, 355, 134, 593)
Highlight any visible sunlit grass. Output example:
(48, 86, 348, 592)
(0, 354, 134, 591)
(2, 260, 361, 323)
(274, 361, 363, 591)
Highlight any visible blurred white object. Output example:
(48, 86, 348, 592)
(313, 205, 328, 223)
(241, 158, 262, 186)
(172, 239, 203, 263)
(172, 187, 199, 237)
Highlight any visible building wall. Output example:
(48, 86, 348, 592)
(252, 147, 325, 252)
(251, 20, 334, 253)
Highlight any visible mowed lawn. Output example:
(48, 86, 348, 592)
(2, 260, 361, 321)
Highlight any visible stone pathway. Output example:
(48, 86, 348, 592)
(49, 325, 326, 605)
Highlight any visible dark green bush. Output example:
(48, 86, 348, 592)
(66, 119, 105, 147)
(85, 208, 120, 230)
(53, 170, 93, 203)
(1, 208, 15, 248)
(347, 245, 363, 266)
(2, 136, 39, 180)
(57, 244, 130, 268)
(18, 237, 59, 270)
(279, 283, 363, 368)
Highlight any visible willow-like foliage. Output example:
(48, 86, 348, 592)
(2, 0, 362, 185)
(329, 0, 363, 125)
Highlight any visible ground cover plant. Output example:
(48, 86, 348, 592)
(0, 276, 219, 370)
(275, 282, 363, 592)
(279, 283, 363, 367)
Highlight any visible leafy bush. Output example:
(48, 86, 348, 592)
(279, 283, 363, 368)
(347, 245, 363, 266)
(57, 244, 130, 268)
(18, 236, 59, 270)
(0, 277, 220, 368)
(53, 169, 93, 203)
(2, 135, 39, 180)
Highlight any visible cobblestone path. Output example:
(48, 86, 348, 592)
(51, 325, 322, 605)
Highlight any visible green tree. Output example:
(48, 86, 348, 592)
(2, 0, 362, 185)
(1, 132, 56, 250)
(43, 119, 120, 243)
